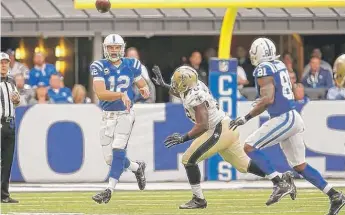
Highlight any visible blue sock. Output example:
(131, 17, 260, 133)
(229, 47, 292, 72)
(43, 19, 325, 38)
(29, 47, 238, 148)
(247, 148, 276, 176)
(298, 164, 328, 192)
(124, 157, 130, 169)
(109, 149, 126, 180)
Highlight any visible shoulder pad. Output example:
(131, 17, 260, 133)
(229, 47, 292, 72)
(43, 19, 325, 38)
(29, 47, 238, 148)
(253, 62, 276, 78)
(125, 57, 141, 70)
(184, 87, 207, 107)
(90, 60, 105, 77)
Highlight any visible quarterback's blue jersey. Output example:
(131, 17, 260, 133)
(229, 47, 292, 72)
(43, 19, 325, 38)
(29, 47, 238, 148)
(90, 58, 142, 111)
(253, 60, 295, 117)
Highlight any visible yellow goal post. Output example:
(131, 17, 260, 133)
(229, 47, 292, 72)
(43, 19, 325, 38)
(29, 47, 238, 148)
(75, 0, 345, 59)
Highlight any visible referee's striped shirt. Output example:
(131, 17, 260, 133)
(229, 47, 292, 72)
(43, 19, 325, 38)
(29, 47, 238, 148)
(0, 76, 18, 118)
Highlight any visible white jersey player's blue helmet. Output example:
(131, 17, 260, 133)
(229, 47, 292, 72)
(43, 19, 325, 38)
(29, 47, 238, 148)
(249, 38, 280, 66)
(103, 34, 126, 62)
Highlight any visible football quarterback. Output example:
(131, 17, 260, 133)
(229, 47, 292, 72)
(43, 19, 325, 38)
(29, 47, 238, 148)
(152, 65, 294, 209)
(90, 34, 149, 204)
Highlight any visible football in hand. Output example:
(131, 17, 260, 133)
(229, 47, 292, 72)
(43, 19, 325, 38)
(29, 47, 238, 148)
(95, 0, 111, 13)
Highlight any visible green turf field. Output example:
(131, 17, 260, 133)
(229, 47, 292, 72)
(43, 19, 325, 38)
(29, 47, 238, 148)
(2, 189, 344, 215)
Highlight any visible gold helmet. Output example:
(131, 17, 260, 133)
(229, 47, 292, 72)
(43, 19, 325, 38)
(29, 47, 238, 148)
(333, 54, 345, 88)
(171, 66, 198, 94)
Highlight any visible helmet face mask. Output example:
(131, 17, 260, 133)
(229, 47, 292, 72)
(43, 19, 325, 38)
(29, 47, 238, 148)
(171, 66, 198, 94)
(333, 54, 345, 88)
(103, 34, 126, 62)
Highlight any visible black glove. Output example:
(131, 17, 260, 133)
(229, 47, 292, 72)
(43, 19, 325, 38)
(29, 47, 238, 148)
(229, 116, 247, 130)
(152, 65, 170, 89)
(164, 133, 189, 148)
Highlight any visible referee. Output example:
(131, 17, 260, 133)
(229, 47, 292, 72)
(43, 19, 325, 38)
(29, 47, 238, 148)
(1, 52, 20, 203)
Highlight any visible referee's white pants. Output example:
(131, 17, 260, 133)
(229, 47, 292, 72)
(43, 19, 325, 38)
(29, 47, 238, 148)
(245, 110, 306, 167)
(99, 110, 135, 166)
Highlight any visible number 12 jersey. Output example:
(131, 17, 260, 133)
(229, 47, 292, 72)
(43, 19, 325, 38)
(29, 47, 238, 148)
(90, 58, 142, 111)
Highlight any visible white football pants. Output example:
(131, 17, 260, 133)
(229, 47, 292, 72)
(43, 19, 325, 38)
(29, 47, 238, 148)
(100, 110, 135, 165)
(245, 110, 306, 167)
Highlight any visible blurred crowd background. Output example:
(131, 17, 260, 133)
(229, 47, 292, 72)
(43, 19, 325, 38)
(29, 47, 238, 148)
(1, 34, 345, 105)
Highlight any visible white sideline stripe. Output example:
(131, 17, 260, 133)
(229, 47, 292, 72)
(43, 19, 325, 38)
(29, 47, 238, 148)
(9, 180, 345, 192)
(1, 212, 330, 215)
(4, 201, 329, 206)
(14, 192, 323, 199)
(3, 197, 328, 204)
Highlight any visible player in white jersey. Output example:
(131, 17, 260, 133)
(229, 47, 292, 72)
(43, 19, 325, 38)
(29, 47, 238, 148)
(152, 65, 293, 209)
(230, 38, 345, 214)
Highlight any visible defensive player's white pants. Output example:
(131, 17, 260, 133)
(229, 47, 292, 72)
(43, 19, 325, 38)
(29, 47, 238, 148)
(245, 110, 306, 167)
(100, 110, 135, 165)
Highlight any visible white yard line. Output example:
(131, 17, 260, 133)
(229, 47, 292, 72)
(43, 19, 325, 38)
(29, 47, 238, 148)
(9, 180, 345, 192)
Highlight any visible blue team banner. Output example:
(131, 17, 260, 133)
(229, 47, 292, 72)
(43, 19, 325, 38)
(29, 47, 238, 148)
(207, 58, 238, 180)
(10, 102, 345, 183)
(208, 58, 238, 119)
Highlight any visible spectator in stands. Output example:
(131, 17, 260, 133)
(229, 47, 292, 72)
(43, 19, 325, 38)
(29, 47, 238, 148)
(181, 56, 188, 65)
(48, 74, 73, 103)
(327, 85, 345, 100)
(58, 72, 65, 87)
(303, 48, 332, 77)
(126, 47, 156, 103)
(29, 82, 50, 104)
(282, 52, 299, 81)
(282, 52, 294, 72)
(294, 83, 309, 105)
(189, 51, 208, 85)
(29, 52, 57, 88)
(289, 70, 297, 85)
(282, 52, 292, 64)
(327, 74, 345, 100)
(237, 66, 249, 100)
(72, 84, 91, 104)
(6, 49, 29, 79)
(327, 54, 345, 100)
(14, 74, 34, 106)
(236, 46, 255, 87)
(302, 57, 334, 89)
(201, 47, 217, 71)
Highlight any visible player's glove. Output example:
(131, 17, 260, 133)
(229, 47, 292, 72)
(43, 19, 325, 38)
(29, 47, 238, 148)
(164, 133, 190, 148)
(152, 65, 171, 89)
(229, 116, 247, 130)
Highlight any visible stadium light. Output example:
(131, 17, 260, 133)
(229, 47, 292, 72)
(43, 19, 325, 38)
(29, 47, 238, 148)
(55, 46, 66, 58)
(15, 48, 27, 60)
(34, 47, 42, 53)
(55, 60, 66, 74)
(55, 38, 67, 58)
(74, 0, 345, 59)
(15, 39, 27, 60)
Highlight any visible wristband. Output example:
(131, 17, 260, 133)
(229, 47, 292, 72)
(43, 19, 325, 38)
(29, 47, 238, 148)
(182, 134, 191, 142)
(245, 113, 253, 121)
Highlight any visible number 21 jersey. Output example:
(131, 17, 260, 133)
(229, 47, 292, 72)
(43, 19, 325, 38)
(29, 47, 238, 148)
(90, 58, 142, 111)
(253, 60, 295, 117)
